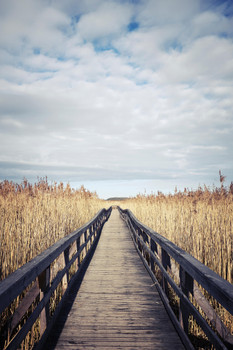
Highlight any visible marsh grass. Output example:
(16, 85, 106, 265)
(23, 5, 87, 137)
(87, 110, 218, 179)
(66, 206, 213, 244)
(0, 178, 104, 281)
(1, 178, 233, 349)
(0, 178, 105, 349)
(120, 184, 233, 345)
(121, 185, 233, 283)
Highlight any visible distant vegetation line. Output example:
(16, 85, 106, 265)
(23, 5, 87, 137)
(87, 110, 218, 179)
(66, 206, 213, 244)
(106, 197, 129, 201)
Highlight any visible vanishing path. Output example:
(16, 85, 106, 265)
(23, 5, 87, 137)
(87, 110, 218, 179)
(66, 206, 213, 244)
(46, 209, 185, 349)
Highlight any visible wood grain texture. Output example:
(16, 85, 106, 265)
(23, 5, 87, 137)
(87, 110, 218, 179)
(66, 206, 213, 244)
(0, 209, 110, 315)
(46, 209, 185, 350)
(120, 208, 233, 316)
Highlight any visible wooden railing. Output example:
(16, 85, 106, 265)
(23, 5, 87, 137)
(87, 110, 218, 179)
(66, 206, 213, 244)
(118, 207, 233, 350)
(0, 207, 112, 350)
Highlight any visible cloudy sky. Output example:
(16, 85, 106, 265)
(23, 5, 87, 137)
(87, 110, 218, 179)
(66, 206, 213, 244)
(0, 0, 233, 198)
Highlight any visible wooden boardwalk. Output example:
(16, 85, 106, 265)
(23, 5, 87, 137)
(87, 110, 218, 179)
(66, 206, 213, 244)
(46, 209, 185, 349)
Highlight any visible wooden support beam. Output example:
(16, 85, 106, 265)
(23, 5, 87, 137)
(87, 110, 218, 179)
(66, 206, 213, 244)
(10, 281, 40, 335)
(161, 248, 171, 297)
(76, 237, 81, 270)
(38, 266, 50, 335)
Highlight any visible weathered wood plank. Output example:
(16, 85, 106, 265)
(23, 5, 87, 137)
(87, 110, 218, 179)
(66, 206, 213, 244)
(10, 281, 39, 334)
(120, 208, 232, 349)
(0, 209, 109, 315)
(46, 209, 185, 350)
(122, 208, 233, 315)
(169, 260, 233, 344)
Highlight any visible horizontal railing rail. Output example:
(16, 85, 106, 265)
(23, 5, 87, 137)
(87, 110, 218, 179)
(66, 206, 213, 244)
(118, 207, 233, 350)
(0, 207, 112, 350)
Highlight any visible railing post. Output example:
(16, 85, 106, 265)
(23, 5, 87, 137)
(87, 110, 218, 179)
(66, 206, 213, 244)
(143, 231, 149, 264)
(97, 218, 101, 235)
(38, 266, 50, 335)
(179, 266, 194, 335)
(137, 228, 143, 253)
(84, 230, 87, 256)
(93, 222, 97, 237)
(90, 225, 93, 244)
(161, 248, 171, 296)
(64, 246, 70, 279)
(150, 239, 157, 274)
(131, 221, 136, 241)
(76, 237, 81, 269)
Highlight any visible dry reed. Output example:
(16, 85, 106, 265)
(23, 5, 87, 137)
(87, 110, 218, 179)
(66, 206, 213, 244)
(0, 178, 104, 281)
(1, 176, 233, 349)
(0, 178, 106, 349)
(120, 182, 233, 344)
(121, 185, 233, 284)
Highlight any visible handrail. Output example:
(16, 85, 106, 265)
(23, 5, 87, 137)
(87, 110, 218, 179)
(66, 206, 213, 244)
(118, 207, 233, 350)
(0, 207, 112, 350)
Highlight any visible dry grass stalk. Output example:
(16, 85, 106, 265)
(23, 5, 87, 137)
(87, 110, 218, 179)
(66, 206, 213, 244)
(120, 183, 233, 343)
(1, 178, 233, 348)
(0, 178, 104, 281)
(0, 178, 105, 349)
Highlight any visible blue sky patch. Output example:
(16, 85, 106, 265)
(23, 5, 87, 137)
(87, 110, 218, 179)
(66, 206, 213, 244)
(33, 48, 40, 55)
(128, 22, 139, 32)
(70, 14, 81, 32)
(164, 39, 183, 53)
(73, 14, 81, 23)
(93, 40, 120, 55)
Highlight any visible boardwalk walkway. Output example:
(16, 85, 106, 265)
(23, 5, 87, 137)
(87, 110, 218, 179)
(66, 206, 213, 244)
(46, 209, 185, 349)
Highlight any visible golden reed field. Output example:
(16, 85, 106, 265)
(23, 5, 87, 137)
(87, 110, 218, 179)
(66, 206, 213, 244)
(0, 178, 105, 281)
(1, 176, 232, 284)
(122, 184, 233, 285)
(0, 176, 233, 349)
(120, 181, 233, 343)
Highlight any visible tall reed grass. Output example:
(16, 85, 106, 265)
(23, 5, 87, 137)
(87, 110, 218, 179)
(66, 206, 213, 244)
(1, 176, 232, 349)
(121, 182, 233, 343)
(121, 184, 233, 284)
(0, 178, 104, 281)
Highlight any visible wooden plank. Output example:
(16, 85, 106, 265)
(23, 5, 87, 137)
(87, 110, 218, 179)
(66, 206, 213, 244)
(46, 209, 185, 350)
(36, 231, 104, 350)
(179, 266, 194, 335)
(121, 209, 229, 349)
(0, 209, 110, 315)
(5, 217, 108, 350)
(123, 208, 233, 315)
(39, 266, 50, 335)
(10, 281, 40, 334)
(169, 261, 233, 345)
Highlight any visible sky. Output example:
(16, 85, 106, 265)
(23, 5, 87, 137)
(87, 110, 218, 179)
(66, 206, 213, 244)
(0, 0, 233, 199)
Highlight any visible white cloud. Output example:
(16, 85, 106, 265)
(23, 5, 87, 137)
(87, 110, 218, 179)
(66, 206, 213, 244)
(0, 0, 233, 196)
(191, 10, 233, 38)
(0, 0, 70, 55)
(1, 117, 24, 129)
(76, 2, 132, 41)
(138, 0, 201, 26)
